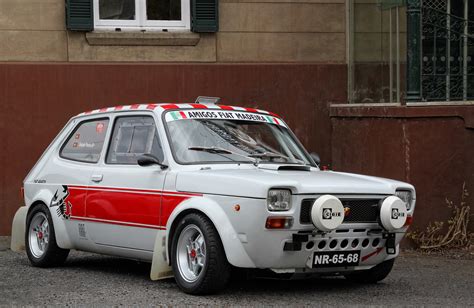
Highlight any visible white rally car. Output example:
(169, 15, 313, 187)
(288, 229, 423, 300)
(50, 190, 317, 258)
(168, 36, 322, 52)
(11, 97, 415, 294)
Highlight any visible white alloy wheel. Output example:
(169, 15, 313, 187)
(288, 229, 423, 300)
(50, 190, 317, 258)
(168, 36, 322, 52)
(176, 224, 207, 283)
(28, 212, 50, 258)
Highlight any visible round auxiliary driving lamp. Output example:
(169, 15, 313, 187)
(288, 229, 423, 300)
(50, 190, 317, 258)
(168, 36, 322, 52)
(379, 196, 408, 231)
(311, 195, 345, 232)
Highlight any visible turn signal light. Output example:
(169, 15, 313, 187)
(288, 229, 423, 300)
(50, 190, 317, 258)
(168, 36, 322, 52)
(404, 215, 413, 227)
(265, 217, 293, 229)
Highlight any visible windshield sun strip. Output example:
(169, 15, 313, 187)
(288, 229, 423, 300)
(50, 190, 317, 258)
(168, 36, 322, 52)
(161, 109, 316, 167)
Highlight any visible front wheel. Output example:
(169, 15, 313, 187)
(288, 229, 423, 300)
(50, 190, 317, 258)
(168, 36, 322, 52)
(171, 213, 231, 294)
(344, 258, 395, 283)
(25, 204, 69, 267)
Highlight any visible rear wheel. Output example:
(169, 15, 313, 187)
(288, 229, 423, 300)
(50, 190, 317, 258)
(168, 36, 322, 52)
(25, 204, 69, 267)
(344, 258, 395, 283)
(171, 213, 231, 294)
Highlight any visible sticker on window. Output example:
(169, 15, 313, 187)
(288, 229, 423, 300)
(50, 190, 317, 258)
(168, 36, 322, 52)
(165, 110, 286, 127)
(96, 122, 105, 133)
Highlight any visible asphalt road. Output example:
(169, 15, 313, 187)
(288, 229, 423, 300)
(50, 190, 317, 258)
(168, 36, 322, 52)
(0, 237, 473, 306)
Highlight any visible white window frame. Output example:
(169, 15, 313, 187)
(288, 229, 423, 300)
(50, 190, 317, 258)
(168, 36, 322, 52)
(93, 0, 190, 32)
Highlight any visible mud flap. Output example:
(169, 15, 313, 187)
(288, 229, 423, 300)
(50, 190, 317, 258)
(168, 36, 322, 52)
(150, 230, 173, 280)
(10, 206, 28, 252)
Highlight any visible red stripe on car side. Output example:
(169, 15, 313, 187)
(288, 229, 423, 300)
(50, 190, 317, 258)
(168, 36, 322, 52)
(85, 189, 189, 227)
(114, 106, 123, 111)
(66, 187, 87, 217)
(218, 105, 234, 110)
(70, 216, 166, 230)
(67, 185, 202, 197)
(130, 104, 140, 109)
(64, 186, 199, 229)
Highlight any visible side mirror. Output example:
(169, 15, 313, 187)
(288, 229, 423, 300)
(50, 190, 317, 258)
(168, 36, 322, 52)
(310, 153, 321, 166)
(137, 154, 168, 169)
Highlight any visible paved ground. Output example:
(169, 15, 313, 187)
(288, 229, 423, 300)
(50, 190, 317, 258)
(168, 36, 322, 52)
(0, 237, 473, 307)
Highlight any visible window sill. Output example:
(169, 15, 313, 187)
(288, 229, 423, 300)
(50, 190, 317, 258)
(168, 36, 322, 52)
(329, 103, 474, 129)
(85, 31, 200, 46)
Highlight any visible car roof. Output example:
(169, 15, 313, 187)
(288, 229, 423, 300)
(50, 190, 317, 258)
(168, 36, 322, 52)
(75, 103, 281, 118)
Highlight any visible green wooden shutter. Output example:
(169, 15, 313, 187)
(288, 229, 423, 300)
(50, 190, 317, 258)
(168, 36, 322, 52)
(191, 0, 219, 33)
(66, 0, 94, 31)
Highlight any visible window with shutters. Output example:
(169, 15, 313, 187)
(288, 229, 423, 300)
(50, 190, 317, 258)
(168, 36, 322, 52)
(67, 0, 218, 33)
(93, 0, 190, 31)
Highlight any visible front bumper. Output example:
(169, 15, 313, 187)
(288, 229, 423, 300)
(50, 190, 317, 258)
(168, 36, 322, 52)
(243, 225, 405, 273)
(213, 194, 411, 272)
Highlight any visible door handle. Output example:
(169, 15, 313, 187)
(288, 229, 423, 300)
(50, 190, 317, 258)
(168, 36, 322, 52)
(91, 174, 103, 183)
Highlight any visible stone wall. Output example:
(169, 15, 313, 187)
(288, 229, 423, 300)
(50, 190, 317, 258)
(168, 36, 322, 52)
(0, 0, 347, 63)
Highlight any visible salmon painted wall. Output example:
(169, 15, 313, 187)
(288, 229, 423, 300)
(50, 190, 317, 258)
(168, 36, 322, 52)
(0, 63, 346, 235)
(330, 105, 474, 235)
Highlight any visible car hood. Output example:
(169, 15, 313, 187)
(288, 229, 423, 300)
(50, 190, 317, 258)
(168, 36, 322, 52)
(175, 167, 414, 198)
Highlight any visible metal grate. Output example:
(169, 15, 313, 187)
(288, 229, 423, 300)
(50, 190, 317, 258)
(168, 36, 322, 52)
(423, 0, 446, 11)
(300, 199, 381, 224)
(420, 0, 474, 101)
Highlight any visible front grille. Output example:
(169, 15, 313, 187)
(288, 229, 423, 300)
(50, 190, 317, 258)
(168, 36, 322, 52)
(300, 198, 381, 224)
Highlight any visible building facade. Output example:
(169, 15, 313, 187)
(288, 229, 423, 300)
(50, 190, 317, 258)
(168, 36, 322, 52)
(0, 0, 472, 236)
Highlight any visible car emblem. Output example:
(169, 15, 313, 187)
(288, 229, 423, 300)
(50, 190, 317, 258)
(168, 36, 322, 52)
(344, 207, 351, 217)
(322, 208, 332, 219)
(391, 208, 404, 219)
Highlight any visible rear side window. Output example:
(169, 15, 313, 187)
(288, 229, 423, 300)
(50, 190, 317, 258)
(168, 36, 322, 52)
(106, 116, 164, 165)
(60, 119, 110, 163)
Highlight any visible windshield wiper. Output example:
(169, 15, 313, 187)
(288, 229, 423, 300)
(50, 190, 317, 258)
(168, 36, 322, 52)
(248, 152, 305, 164)
(188, 146, 257, 164)
(248, 152, 286, 159)
(188, 146, 232, 154)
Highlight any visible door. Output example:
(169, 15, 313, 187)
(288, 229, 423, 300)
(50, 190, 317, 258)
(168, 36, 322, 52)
(85, 114, 167, 253)
(55, 117, 110, 245)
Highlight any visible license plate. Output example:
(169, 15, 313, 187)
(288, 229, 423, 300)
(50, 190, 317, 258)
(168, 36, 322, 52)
(312, 250, 360, 268)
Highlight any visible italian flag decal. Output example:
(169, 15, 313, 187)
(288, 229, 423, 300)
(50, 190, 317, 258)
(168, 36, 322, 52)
(265, 115, 280, 125)
(170, 111, 187, 120)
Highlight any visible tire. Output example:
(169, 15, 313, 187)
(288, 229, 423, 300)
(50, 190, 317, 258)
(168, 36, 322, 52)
(344, 258, 395, 283)
(25, 204, 69, 267)
(171, 213, 231, 294)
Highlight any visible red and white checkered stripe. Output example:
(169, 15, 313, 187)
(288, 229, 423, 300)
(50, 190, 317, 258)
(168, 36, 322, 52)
(78, 104, 159, 116)
(77, 103, 281, 118)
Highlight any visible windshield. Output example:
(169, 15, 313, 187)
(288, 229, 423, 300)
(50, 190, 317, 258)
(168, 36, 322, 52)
(165, 112, 313, 165)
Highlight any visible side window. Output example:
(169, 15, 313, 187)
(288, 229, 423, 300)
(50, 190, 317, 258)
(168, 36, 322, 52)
(61, 119, 110, 163)
(106, 116, 164, 165)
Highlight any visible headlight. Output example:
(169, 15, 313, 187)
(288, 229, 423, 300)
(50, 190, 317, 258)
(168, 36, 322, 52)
(267, 189, 292, 211)
(395, 190, 413, 210)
